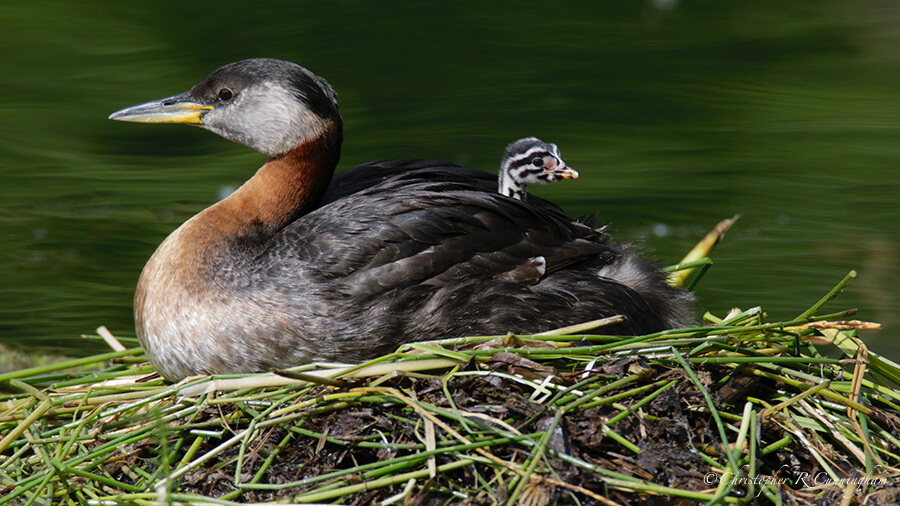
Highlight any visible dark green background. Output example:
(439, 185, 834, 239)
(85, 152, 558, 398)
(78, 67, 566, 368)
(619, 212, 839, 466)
(2, 1, 898, 360)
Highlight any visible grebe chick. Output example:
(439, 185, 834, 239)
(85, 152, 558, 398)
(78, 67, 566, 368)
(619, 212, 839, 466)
(110, 58, 694, 381)
(498, 137, 578, 201)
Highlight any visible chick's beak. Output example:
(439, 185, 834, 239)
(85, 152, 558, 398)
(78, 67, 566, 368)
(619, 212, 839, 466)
(552, 165, 579, 181)
(109, 92, 213, 125)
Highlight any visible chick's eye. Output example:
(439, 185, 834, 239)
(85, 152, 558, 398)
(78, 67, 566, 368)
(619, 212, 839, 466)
(217, 87, 234, 101)
(532, 157, 544, 167)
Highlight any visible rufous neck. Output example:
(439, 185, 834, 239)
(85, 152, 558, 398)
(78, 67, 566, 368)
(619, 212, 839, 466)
(214, 121, 342, 238)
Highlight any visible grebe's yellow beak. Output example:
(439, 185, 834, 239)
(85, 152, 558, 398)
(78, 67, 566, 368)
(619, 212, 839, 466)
(109, 92, 213, 125)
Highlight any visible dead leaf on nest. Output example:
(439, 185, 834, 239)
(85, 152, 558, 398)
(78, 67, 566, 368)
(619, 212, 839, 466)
(468, 333, 563, 352)
(519, 475, 554, 506)
(487, 352, 563, 383)
(598, 357, 652, 379)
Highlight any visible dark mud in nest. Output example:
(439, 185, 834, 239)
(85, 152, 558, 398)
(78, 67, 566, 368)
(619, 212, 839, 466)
(101, 355, 899, 505)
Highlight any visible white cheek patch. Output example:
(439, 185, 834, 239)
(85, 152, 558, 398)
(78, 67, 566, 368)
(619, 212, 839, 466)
(203, 82, 330, 157)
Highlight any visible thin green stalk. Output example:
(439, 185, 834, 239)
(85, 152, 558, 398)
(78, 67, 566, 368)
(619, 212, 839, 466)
(759, 380, 832, 418)
(547, 373, 617, 406)
(723, 403, 754, 498)
(796, 270, 856, 320)
(294, 458, 475, 503)
(575, 379, 672, 411)
(0, 348, 144, 384)
(443, 372, 475, 434)
(233, 421, 260, 487)
(686, 262, 712, 291)
(560, 373, 648, 412)
(748, 413, 758, 496)
(751, 369, 870, 414)
(49, 459, 144, 493)
(686, 356, 841, 365)
(665, 257, 714, 273)
(601, 426, 641, 453)
(603, 380, 678, 426)
(0, 399, 52, 453)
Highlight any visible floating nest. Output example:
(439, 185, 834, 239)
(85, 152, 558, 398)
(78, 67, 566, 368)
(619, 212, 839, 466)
(1, 271, 899, 505)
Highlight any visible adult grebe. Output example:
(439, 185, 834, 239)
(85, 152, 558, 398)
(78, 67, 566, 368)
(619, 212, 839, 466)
(110, 58, 694, 381)
(498, 137, 578, 200)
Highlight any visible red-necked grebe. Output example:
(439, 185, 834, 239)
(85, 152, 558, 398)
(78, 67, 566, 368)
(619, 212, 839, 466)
(110, 58, 693, 381)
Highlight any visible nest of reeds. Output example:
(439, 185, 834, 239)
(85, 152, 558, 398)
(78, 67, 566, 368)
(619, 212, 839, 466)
(2, 265, 899, 505)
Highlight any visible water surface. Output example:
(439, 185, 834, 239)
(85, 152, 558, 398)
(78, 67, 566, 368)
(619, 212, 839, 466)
(1, 1, 898, 359)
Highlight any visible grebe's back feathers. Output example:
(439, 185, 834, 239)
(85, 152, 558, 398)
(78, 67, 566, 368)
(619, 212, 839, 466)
(280, 171, 610, 295)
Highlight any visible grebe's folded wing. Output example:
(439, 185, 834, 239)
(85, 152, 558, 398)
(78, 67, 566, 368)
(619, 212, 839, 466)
(275, 179, 612, 298)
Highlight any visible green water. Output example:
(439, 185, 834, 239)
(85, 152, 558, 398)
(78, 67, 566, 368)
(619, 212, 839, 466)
(1, 1, 898, 360)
